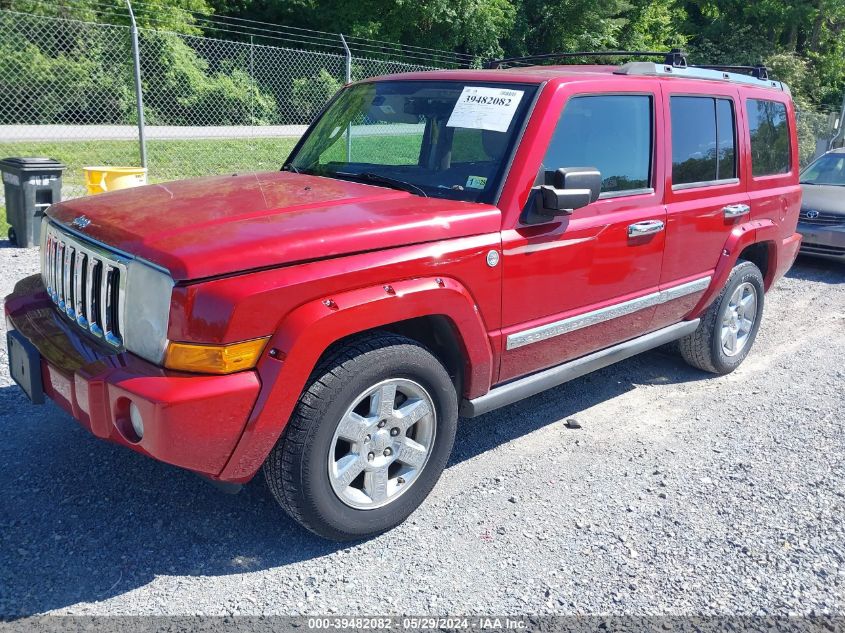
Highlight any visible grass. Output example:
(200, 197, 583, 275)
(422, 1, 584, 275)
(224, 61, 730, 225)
(0, 137, 301, 194)
(0, 134, 443, 194)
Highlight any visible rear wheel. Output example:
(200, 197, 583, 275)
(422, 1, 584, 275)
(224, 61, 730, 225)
(263, 332, 457, 541)
(679, 260, 764, 375)
(7, 227, 16, 246)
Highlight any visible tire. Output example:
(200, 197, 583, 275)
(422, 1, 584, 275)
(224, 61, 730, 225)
(263, 331, 458, 541)
(7, 227, 16, 246)
(679, 260, 765, 375)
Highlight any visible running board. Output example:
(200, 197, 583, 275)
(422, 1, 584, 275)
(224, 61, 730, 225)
(460, 319, 700, 418)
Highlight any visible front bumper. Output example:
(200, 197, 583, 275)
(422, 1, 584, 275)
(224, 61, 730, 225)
(797, 222, 845, 261)
(4, 275, 262, 479)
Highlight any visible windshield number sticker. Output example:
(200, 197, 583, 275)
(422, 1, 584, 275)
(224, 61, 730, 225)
(447, 87, 524, 132)
(465, 175, 488, 189)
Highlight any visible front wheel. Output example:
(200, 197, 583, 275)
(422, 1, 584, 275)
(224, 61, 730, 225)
(263, 332, 458, 541)
(679, 260, 765, 375)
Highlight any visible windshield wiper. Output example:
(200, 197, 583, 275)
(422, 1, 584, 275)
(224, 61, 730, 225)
(800, 180, 845, 186)
(334, 171, 428, 197)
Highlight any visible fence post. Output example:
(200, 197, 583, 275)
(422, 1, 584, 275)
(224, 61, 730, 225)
(340, 34, 352, 161)
(831, 90, 845, 150)
(249, 35, 255, 129)
(126, 0, 147, 168)
(339, 33, 352, 84)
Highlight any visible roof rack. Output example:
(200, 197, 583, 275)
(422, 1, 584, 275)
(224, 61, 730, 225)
(484, 48, 786, 92)
(485, 49, 688, 70)
(615, 62, 786, 92)
(693, 64, 769, 80)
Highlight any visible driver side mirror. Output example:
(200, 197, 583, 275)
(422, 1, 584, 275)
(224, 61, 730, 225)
(522, 167, 602, 225)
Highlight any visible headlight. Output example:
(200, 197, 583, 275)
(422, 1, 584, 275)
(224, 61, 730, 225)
(123, 260, 174, 364)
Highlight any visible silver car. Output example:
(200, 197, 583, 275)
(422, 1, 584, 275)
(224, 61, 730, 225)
(798, 148, 845, 262)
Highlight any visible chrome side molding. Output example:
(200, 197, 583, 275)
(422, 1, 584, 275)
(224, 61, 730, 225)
(506, 276, 711, 350)
(462, 319, 701, 417)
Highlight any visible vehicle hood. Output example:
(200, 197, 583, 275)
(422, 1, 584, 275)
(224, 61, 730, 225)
(47, 172, 501, 280)
(800, 184, 845, 215)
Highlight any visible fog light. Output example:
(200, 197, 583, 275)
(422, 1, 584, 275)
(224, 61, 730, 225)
(129, 403, 144, 440)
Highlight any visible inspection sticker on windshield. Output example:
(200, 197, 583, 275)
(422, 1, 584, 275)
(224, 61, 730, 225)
(446, 87, 524, 132)
(465, 175, 488, 189)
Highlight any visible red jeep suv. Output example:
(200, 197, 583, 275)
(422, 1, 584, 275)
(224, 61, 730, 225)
(5, 52, 801, 540)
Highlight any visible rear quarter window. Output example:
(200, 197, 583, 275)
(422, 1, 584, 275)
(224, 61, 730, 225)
(747, 99, 791, 177)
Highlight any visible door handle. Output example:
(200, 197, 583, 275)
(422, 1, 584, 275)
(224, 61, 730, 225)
(723, 204, 750, 218)
(628, 220, 665, 238)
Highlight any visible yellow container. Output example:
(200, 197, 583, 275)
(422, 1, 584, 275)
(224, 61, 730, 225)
(83, 166, 147, 195)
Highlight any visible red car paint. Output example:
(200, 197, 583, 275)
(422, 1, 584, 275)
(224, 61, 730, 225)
(46, 172, 502, 281)
(5, 65, 801, 483)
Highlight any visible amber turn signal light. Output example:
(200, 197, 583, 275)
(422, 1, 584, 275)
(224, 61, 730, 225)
(164, 337, 270, 374)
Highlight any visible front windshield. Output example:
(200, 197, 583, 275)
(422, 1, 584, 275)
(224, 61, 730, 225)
(286, 80, 538, 203)
(800, 152, 845, 186)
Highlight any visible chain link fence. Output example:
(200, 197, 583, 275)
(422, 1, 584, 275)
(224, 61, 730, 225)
(0, 9, 443, 201)
(1, 8, 843, 206)
(796, 107, 844, 166)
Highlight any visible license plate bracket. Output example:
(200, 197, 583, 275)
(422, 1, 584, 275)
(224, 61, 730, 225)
(7, 330, 45, 404)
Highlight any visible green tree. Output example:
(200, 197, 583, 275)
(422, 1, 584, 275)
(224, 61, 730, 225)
(290, 68, 341, 121)
(212, 0, 515, 57)
(682, 0, 845, 108)
(9, 0, 215, 34)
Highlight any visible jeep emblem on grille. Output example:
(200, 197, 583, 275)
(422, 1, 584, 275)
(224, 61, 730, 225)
(805, 210, 819, 219)
(71, 215, 91, 229)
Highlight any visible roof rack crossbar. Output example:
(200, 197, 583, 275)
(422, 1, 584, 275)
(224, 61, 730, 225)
(485, 49, 688, 70)
(691, 64, 769, 80)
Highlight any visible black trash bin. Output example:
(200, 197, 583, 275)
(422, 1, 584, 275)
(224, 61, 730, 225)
(1, 157, 66, 247)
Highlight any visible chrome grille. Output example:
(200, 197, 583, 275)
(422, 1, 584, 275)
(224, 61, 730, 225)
(41, 223, 127, 347)
(799, 210, 845, 226)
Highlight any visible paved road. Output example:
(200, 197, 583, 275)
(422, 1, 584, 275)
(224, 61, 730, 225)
(1, 242, 843, 617)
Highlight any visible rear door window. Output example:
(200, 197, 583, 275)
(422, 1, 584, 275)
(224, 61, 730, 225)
(747, 99, 791, 176)
(670, 96, 737, 187)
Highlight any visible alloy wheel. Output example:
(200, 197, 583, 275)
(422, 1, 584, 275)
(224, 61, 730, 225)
(720, 281, 758, 357)
(327, 378, 436, 510)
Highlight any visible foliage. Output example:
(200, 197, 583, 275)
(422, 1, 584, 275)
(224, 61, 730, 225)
(5, 0, 216, 34)
(682, 0, 845, 109)
(290, 69, 342, 121)
(210, 0, 845, 112)
(140, 34, 277, 125)
(0, 15, 133, 124)
(0, 11, 277, 126)
(218, 0, 516, 58)
(2, 0, 842, 153)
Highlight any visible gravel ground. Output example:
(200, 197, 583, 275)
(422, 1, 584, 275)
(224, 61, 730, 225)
(1, 240, 843, 618)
